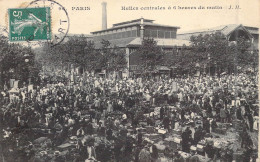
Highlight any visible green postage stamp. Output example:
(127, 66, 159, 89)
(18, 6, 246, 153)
(8, 7, 51, 41)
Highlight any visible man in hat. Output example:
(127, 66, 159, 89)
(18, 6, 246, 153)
(181, 127, 192, 153)
(189, 150, 200, 162)
(193, 126, 202, 145)
(137, 129, 143, 146)
(204, 140, 216, 159)
(211, 118, 218, 133)
(220, 107, 227, 123)
(160, 107, 165, 121)
(139, 145, 151, 162)
(203, 118, 210, 133)
(51, 151, 65, 162)
(163, 115, 170, 131)
(173, 151, 185, 162)
(76, 126, 85, 137)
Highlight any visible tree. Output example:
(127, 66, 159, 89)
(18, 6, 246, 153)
(36, 35, 97, 73)
(84, 41, 102, 72)
(100, 39, 127, 73)
(138, 38, 164, 73)
(0, 34, 41, 88)
(189, 32, 255, 75)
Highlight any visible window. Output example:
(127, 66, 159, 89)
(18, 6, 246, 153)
(158, 30, 164, 38)
(122, 31, 127, 38)
(171, 31, 176, 38)
(144, 30, 150, 37)
(151, 30, 157, 38)
(127, 31, 131, 37)
(165, 31, 170, 38)
(132, 30, 137, 37)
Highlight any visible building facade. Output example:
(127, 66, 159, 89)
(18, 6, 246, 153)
(91, 17, 190, 77)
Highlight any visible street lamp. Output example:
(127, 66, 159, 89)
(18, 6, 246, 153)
(24, 54, 30, 63)
(23, 53, 32, 85)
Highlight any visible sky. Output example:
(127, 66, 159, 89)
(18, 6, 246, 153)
(0, 0, 259, 35)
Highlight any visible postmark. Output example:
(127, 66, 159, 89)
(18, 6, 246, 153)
(26, 0, 70, 46)
(9, 7, 51, 42)
(7, 0, 69, 46)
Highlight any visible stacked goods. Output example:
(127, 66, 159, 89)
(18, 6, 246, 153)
(69, 136, 78, 144)
(143, 113, 150, 118)
(158, 129, 167, 134)
(197, 155, 210, 162)
(144, 137, 154, 144)
(164, 136, 175, 148)
(185, 120, 195, 127)
(190, 145, 197, 151)
(172, 136, 182, 151)
(232, 119, 243, 131)
(197, 140, 206, 152)
(213, 123, 227, 134)
(196, 144, 204, 152)
(213, 127, 227, 135)
(146, 126, 154, 134)
(173, 136, 181, 144)
(153, 107, 161, 119)
(143, 133, 161, 142)
(127, 128, 134, 134)
(57, 143, 74, 151)
(172, 129, 182, 135)
(163, 136, 181, 151)
(233, 151, 244, 162)
(178, 151, 191, 161)
(137, 127, 146, 133)
(154, 141, 166, 153)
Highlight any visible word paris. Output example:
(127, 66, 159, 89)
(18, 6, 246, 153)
(72, 6, 90, 11)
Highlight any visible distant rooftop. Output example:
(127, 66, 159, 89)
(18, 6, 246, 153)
(113, 18, 154, 27)
(93, 37, 190, 49)
(244, 26, 259, 35)
(177, 24, 255, 40)
(178, 24, 239, 35)
(92, 18, 180, 34)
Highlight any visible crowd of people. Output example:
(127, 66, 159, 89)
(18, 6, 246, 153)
(0, 70, 258, 162)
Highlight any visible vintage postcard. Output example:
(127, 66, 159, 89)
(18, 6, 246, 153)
(0, 0, 259, 161)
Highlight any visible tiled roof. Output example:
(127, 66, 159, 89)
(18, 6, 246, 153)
(111, 22, 180, 29)
(92, 18, 180, 34)
(177, 24, 253, 40)
(128, 38, 190, 47)
(244, 26, 259, 35)
(93, 37, 190, 49)
(93, 37, 137, 49)
(113, 18, 154, 27)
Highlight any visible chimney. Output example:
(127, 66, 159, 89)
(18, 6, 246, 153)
(102, 2, 107, 30)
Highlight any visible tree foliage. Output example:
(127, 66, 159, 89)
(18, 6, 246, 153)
(36, 37, 127, 73)
(0, 34, 41, 87)
(100, 39, 127, 72)
(188, 32, 256, 75)
(161, 32, 257, 76)
(138, 38, 164, 72)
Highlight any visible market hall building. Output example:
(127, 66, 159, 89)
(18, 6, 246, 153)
(91, 18, 190, 77)
(91, 3, 258, 78)
(91, 3, 190, 77)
